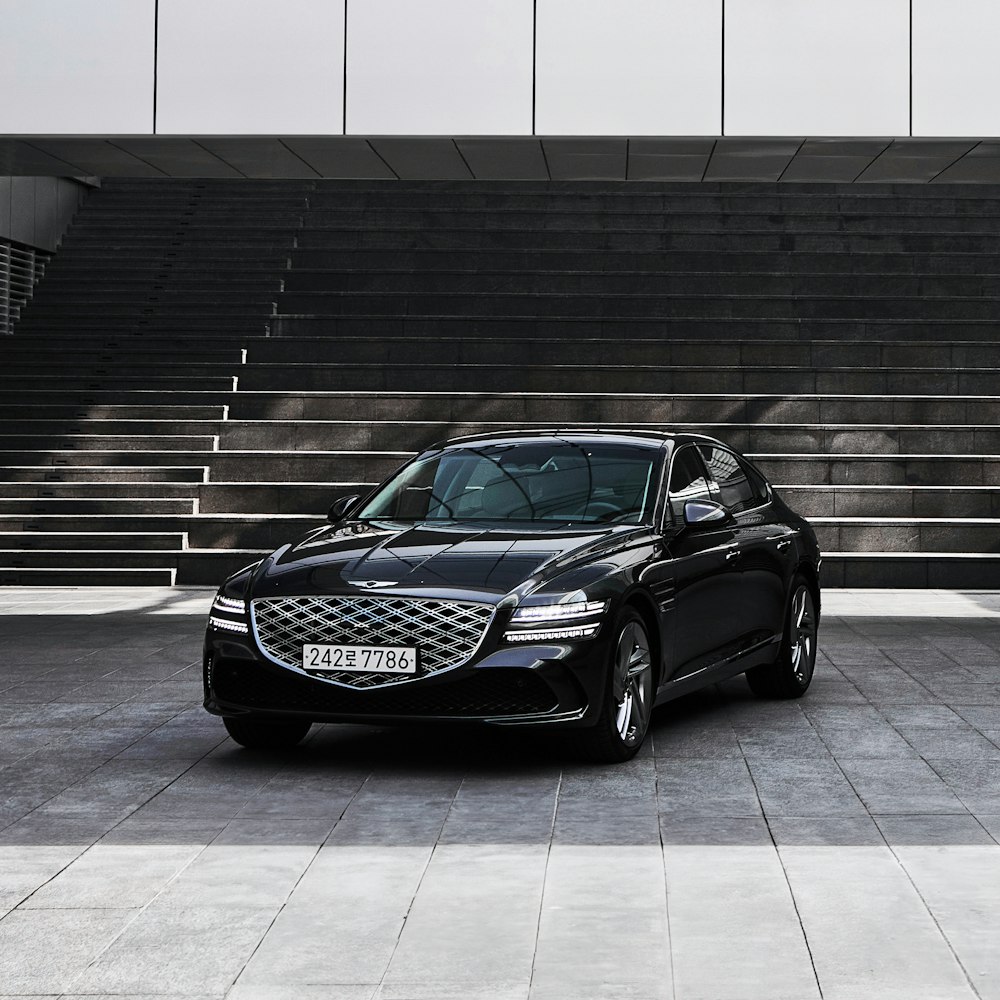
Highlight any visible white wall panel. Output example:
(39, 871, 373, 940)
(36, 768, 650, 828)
(535, 0, 721, 136)
(347, 0, 533, 135)
(157, 0, 344, 134)
(0, 0, 154, 133)
(725, 0, 909, 137)
(913, 0, 1000, 136)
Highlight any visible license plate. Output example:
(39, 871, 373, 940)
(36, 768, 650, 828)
(302, 644, 418, 674)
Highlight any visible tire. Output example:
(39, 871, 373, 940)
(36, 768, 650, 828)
(223, 715, 312, 750)
(574, 608, 655, 763)
(746, 575, 818, 699)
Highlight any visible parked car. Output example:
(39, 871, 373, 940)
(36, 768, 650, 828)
(204, 429, 821, 762)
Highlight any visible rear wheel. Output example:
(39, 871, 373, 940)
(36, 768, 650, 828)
(223, 716, 312, 750)
(746, 575, 818, 699)
(574, 608, 654, 763)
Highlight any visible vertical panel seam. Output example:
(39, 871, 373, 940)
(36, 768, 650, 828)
(343, 0, 349, 134)
(532, 0, 537, 135)
(153, 0, 159, 133)
(720, 0, 725, 136)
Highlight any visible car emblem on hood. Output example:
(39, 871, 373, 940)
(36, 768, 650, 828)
(351, 580, 396, 589)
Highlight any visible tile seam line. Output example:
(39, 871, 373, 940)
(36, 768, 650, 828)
(739, 743, 825, 1000)
(374, 774, 462, 991)
(227, 771, 372, 994)
(830, 749, 983, 996)
(526, 768, 562, 994)
(34, 729, 232, 992)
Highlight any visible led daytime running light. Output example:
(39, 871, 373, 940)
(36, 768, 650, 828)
(511, 600, 607, 623)
(212, 595, 246, 614)
(209, 615, 249, 634)
(503, 623, 601, 642)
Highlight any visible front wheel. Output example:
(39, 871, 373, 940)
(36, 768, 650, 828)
(746, 576, 818, 699)
(223, 715, 312, 750)
(574, 608, 655, 763)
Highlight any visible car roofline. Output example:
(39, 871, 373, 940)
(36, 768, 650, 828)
(427, 426, 713, 451)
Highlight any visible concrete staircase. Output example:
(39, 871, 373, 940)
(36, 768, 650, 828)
(3, 177, 1000, 587)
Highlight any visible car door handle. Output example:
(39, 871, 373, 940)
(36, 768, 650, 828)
(725, 548, 741, 561)
(775, 539, 792, 551)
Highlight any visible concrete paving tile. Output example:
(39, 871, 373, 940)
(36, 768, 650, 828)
(530, 846, 670, 999)
(926, 758, 1000, 814)
(0, 845, 84, 914)
(72, 903, 277, 995)
(658, 813, 773, 847)
(21, 844, 202, 909)
(896, 725, 1000, 759)
(767, 815, 884, 847)
(380, 985, 527, 1000)
(815, 726, 918, 758)
(895, 846, 1000, 999)
(231, 987, 376, 1000)
(655, 759, 763, 817)
(153, 844, 316, 908)
(98, 816, 228, 846)
(382, 845, 546, 987)
(873, 813, 995, 846)
(780, 846, 977, 1000)
(650, 725, 744, 759)
(975, 815, 1000, 843)
(553, 796, 660, 846)
(736, 729, 832, 758)
(239, 846, 431, 985)
(746, 758, 867, 817)
(663, 845, 819, 1000)
(837, 758, 967, 814)
(953, 704, 1000, 728)
(559, 757, 656, 798)
(439, 795, 555, 845)
(327, 798, 455, 846)
(0, 907, 135, 994)
(214, 817, 337, 846)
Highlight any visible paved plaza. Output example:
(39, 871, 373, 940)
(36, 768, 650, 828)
(1, 587, 1000, 999)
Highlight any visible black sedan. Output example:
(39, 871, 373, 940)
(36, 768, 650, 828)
(204, 429, 821, 762)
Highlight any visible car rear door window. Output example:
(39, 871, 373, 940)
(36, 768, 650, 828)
(698, 444, 766, 514)
(667, 446, 713, 522)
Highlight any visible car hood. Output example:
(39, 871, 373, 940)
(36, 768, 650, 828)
(250, 520, 644, 602)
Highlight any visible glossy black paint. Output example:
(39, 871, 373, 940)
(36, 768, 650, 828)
(203, 430, 821, 730)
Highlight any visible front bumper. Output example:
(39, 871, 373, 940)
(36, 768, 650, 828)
(203, 627, 613, 729)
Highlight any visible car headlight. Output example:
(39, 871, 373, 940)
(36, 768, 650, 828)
(209, 594, 249, 634)
(504, 598, 608, 642)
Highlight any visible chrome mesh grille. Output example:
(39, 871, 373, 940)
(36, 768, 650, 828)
(251, 596, 495, 688)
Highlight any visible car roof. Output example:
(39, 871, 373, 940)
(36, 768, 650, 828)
(431, 427, 727, 451)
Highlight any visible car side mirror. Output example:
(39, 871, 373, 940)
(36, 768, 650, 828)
(683, 499, 731, 527)
(328, 494, 360, 523)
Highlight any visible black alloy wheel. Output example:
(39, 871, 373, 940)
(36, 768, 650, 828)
(575, 607, 654, 763)
(223, 716, 313, 750)
(746, 574, 818, 699)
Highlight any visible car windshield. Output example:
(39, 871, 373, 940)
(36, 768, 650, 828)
(355, 441, 659, 524)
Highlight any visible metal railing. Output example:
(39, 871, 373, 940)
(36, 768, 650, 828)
(0, 240, 50, 335)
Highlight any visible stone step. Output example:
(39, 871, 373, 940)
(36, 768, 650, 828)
(292, 227, 1000, 253)
(212, 420, 1000, 456)
(0, 531, 187, 551)
(822, 553, 1000, 588)
(0, 566, 177, 586)
(241, 336, 1000, 370)
(0, 550, 267, 586)
(0, 466, 207, 483)
(275, 290, 1000, 321)
(0, 482, 200, 500)
(810, 517, 1000, 553)
(0, 514, 317, 548)
(290, 209, 1000, 233)
(289, 247, 1000, 276)
(224, 391, 1000, 426)
(281, 269, 1000, 297)
(0, 498, 197, 514)
(0, 435, 217, 452)
(779, 485, 1000, 518)
(231, 363, 1000, 396)
(0, 420, 222, 436)
(268, 315, 1000, 342)
(0, 405, 226, 421)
